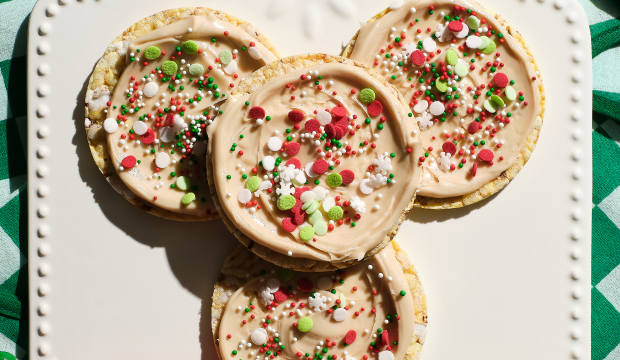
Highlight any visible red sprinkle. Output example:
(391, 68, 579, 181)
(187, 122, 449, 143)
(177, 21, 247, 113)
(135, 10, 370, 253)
(274, 287, 289, 303)
(141, 128, 155, 144)
(313, 159, 329, 174)
(288, 110, 305, 123)
(297, 278, 313, 292)
(286, 158, 302, 169)
(442, 141, 457, 155)
(368, 100, 383, 117)
(493, 73, 509, 88)
(411, 50, 425, 66)
(478, 149, 494, 162)
(345, 330, 357, 345)
(471, 162, 478, 177)
(468, 121, 480, 134)
(304, 119, 321, 133)
(286, 142, 301, 156)
(340, 169, 355, 185)
(381, 330, 390, 346)
(249, 106, 266, 119)
(332, 106, 347, 119)
(293, 187, 311, 200)
(448, 21, 464, 32)
(121, 155, 136, 169)
(282, 217, 296, 232)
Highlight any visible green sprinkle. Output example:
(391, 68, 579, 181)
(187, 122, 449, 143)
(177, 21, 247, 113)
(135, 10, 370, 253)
(483, 99, 499, 113)
(435, 79, 449, 92)
(162, 61, 178, 75)
(176, 176, 191, 191)
(505, 86, 517, 101)
(246, 176, 260, 192)
(400, 290, 406, 296)
(313, 220, 328, 236)
(144, 46, 161, 60)
(181, 192, 195, 205)
(300, 226, 315, 241)
(491, 94, 505, 107)
(359, 88, 376, 104)
(479, 36, 491, 50)
(219, 50, 233, 64)
(280, 268, 293, 281)
(446, 49, 458, 66)
(182, 40, 199, 54)
(297, 317, 313, 332)
(482, 40, 497, 54)
(326, 173, 342, 188)
(455, 62, 469, 77)
(278, 195, 296, 211)
(328, 206, 344, 220)
(308, 210, 323, 225)
(467, 15, 480, 29)
(189, 63, 204, 77)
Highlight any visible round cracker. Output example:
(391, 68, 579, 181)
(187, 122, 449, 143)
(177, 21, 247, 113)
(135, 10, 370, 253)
(206, 53, 420, 271)
(210, 241, 428, 360)
(341, 1, 545, 210)
(84, 7, 281, 221)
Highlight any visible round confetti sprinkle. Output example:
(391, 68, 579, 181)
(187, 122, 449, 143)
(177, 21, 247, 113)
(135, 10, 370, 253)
(248, 47, 262, 60)
(293, 209, 307, 225)
(332, 106, 347, 119)
(304, 200, 319, 215)
(326, 173, 342, 188)
(274, 288, 288, 302)
(465, 35, 482, 49)
(300, 226, 315, 241)
(482, 39, 497, 54)
(333, 308, 347, 322)
(378, 350, 394, 360)
(493, 73, 509, 88)
(176, 176, 191, 191)
(468, 121, 480, 134)
(262, 155, 276, 171)
(359, 88, 376, 104)
(297, 317, 313, 332)
(189, 63, 204, 77)
(286, 142, 301, 156)
(483, 99, 499, 113)
(491, 95, 505, 107)
(317, 277, 332, 290)
(181, 192, 195, 205)
(267, 136, 283, 151)
(448, 21, 463, 32)
(328, 206, 344, 220)
(368, 100, 383, 117)
(435, 79, 449, 92)
(298, 278, 313, 292)
(280, 268, 293, 281)
(143, 82, 159, 98)
(121, 155, 136, 169)
(454, 62, 469, 77)
(316, 110, 332, 125)
(340, 169, 355, 185)
(312, 159, 329, 174)
(445, 49, 458, 66)
(251, 328, 268, 345)
(288, 109, 305, 123)
(429, 101, 445, 116)
(411, 50, 425, 66)
(294, 187, 310, 200)
(478, 149, 495, 162)
(305, 119, 321, 132)
(103, 118, 119, 133)
(266, 278, 280, 292)
(505, 86, 517, 101)
(308, 210, 323, 225)
(442, 141, 457, 156)
(467, 15, 480, 29)
(345, 330, 357, 345)
(182, 40, 198, 54)
(161, 61, 178, 75)
(219, 50, 233, 64)
(144, 46, 161, 60)
(246, 176, 260, 192)
(278, 195, 296, 210)
(155, 152, 170, 168)
(478, 36, 491, 50)
(249, 106, 266, 119)
(238, 188, 252, 203)
(314, 220, 328, 235)
(286, 158, 301, 169)
(300, 191, 316, 203)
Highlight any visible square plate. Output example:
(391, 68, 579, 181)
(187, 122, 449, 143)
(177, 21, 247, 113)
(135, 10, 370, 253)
(27, 0, 592, 358)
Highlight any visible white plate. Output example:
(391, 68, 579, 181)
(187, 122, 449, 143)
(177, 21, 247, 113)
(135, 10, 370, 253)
(27, 0, 592, 359)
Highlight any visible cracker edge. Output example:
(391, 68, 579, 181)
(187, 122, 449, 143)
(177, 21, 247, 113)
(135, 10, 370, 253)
(207, 53, 421, 271)
(341, 1, 546, 210)
(210, 241, 428, 360)
(84, 7, 281, 221)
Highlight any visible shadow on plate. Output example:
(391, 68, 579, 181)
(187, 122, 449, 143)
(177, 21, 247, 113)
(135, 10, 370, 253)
(406, 191, 499, 224)
(70, 72, 233, 359)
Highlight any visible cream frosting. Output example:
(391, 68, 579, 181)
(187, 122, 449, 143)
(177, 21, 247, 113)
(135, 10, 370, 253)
(208, 58, 423, 263)
(348, 0, 543, 198)
(104, 15, 278, 217)
(217, 244, 426, 360)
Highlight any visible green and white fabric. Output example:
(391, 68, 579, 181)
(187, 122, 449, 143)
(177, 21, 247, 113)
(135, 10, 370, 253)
(0, 0, 619, 359)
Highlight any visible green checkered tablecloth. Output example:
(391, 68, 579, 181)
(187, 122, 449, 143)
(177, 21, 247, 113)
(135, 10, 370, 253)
(0, 0, 619, 358)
